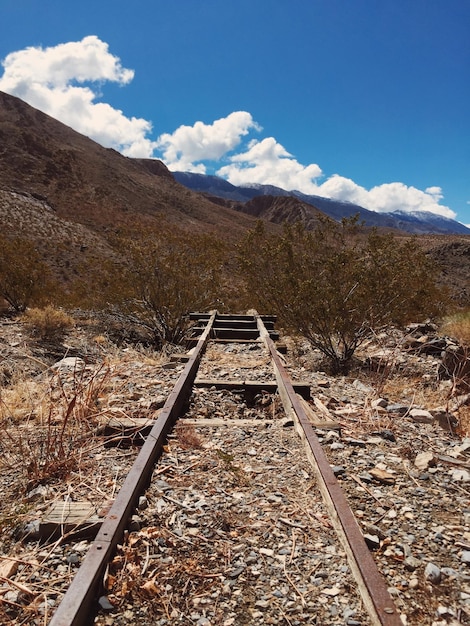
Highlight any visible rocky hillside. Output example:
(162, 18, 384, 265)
(235, 194, 326, 229)
(0, 91, 258, 240)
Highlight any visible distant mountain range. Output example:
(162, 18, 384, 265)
(173, 172, 470, 235)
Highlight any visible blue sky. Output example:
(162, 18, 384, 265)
(1, 0, 469, 224)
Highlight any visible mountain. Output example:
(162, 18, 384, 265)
(173, 172, 470, 236)
(0, 90, 258, 240)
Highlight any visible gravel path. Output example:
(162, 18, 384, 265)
(95, 342, 369, 625)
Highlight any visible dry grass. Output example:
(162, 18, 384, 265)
(175, 422, 203, 449)
(440, 308, 470, 345)
(22, 306, 75, 341)
(0, 364, 111, 489)
(457, 405, 470, 437)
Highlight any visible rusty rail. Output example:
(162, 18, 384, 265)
(255, 313, 402, 626)
(49, 312, 216, 626)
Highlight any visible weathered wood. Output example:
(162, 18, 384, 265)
(170, 353, 191, 363)
(187, 337, 263, 347)
(40, 502, 102, 540)
(194, 378, 311, 399)
(180, 418, 274, 426)
(298, 396, 341, 430)
(99, 416, 157, 430)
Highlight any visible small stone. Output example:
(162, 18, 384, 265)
(53, 356, 86, 372)
(259, 548, 274, 557)
(436, 605, 455, 618)
(254, 599, 270, 609)
(442, 567, 460, 578)
(330, 442, 345, 450)
(344, 437, 366, 447)
(364, 534, 380, 550)
(138, 496, 148, 510)
(424, 562, 441, 584)
(66, 553, 80, 565)
(370, 467, 395, 484)
(98, 596, 114, 611)
(352, 379, 374, 393)
(25, 484, 51, 502)
(409, 408, 434, 423)
(332, 465, 346, 476)
(404, 556, 421, 571)
(386, 403, 409, 415)
(23, 519, 41, 538)
(461, 551, 470, 565)
(228, 566, 244, 578)
(450, 469, 470, 482)
(371, 398, 388, 409)
(373, 429, 396, 442)
(322, 586, 341, 596)
(414, 451, 435, 471)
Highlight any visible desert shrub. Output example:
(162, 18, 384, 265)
(64, 255, 132, 310)
(115, 226, 227, 348)
(0, 234, 55, 313)
(23, 305, 75, 341)
(238, 218, 445, 373)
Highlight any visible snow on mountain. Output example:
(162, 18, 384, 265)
(173, 172, 470, 235)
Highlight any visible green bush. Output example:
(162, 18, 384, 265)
(238, 217, 446, 372)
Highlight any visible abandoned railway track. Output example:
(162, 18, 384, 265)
(38, 311, 404, 626)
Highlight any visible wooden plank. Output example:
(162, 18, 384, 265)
(194, 379, 311, 399)
(40, 502, 102, 540)
(187, 338, 263, 347)
(170, 353, 191, 362)
(298, 396, 341, 430)
(99, 416, 156, 430)
(180, 418, 274, 426)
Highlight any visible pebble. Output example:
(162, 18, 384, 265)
(98, 596, 114, 611)
(424, 562, 442, 584)
(461, 551, 470, 565)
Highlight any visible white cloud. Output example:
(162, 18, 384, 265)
(216, 137, 323, 192)
(156, 112, 260, 173)
(315, 177, 455, 218)
(216, 142, 455, 218)
(0, 36, 157, 157)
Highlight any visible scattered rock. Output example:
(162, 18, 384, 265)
(409, 408, 434, 424)
(424, 562, 442, 584)
(414, 451, 436, 471)
(52, 356, 86, 371)
(460, 551, 470, 565)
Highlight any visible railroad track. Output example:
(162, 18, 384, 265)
(47, 311, 402, 625)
